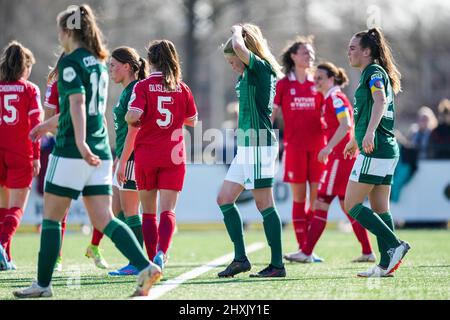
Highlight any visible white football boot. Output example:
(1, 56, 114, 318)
(13, 281, 53, 298)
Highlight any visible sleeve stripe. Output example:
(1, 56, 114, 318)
(128, 107, 144, 113)
(185, 113, 198, 121)
(44, 103, 57, 109)
(28, 109, 42, 116)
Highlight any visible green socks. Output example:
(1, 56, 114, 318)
(125, 215, 143, 248)
(37, 219, 61, 287)
(377, 212, 395, 268)
(103, 218, 149, 271)
(261, 207, 283, 269)
(117, 211, 126, 223)
(220, 204, 246, 261)
(349, 204, 401, 249)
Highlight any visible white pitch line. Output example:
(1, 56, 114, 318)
(134, 242, 265, 300)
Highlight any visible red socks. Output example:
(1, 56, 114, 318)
(142, 213, 158, 260)
(158, 211, 176, 254)
(0, 207, 24, 260)
(303, 209, 328, 256)
(91, 227, 104, 246)
(292, 202, 307, 250)
(345, 212, 373, 254)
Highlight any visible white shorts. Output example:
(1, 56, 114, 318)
(225, 146, 278, 190)
(44, 154, 113, 199)
(349, 154, 399, 185)
(112, 159, 137, 191)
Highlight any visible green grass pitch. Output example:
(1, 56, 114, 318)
(1, 227, 449, 300)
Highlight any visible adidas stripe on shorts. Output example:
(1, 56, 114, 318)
(349, 154, 399, 185)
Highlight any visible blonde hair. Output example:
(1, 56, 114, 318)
(223, 23, 283, 78)
(417, 106, 438, 130)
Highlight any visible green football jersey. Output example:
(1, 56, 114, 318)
(113, 80, 137, 159)
(55, 48, 112, 160)
(353, 63, 399, 159)
(235, 52, 278, 147)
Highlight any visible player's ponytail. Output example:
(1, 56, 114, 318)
(281, 35, 314, 75)
(0, 41, 35, 82)
(57, 4, 109, 61)
(147, 40, 181, 91)
(355, 27, 401, 94)
(112, 47, 149, 81)
(317, 62, 349, 88)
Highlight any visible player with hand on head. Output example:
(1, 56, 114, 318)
(217, 23, 286, 278)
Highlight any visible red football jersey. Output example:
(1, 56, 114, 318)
(0, 79, 42, 159)
(128, 72, 198, 166)
(274, 72, 326, 150)
(321, 86, 353, 154)
(44, 80, 60, 114)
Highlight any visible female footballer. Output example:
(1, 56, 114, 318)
(125, 39, 198, 272)
(294, 62, 375, 263)
(0, 41, 42, 270)
(217, 23, 286, 278)
(273, 37, 326, 262)
(344, 28, 410, 277)
(14, 5, 161, 298)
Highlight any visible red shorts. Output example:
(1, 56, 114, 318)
(135, 162, 186, 191)
(318, 153, 355, 199)
(283, 144, 324, 184)
(0, 150, 33, 189)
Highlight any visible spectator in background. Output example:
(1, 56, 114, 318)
(409, 106, 438, 159)
(428, 99, 450, 159)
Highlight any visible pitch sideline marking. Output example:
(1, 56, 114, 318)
(134, 242, 266, 300)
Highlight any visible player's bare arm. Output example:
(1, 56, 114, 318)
(363, 90, 387, 154)
(231, 25, 250, 65)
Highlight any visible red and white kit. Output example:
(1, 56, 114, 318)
(128, 72, 197, 191)
(0, 79, 42, 188)
(274, 72, 326, 184)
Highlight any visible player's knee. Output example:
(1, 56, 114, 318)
(255, 199, 273, 212)
(344, 197, 356, 214)
(216, 194, 232, 207)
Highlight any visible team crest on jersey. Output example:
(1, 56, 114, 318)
(332, 97, 344, 108)
(63, 67, 76, 82)
(128, 92, 136, 106)
(290, 88, 296, 95)
(310, 86, 317, 94)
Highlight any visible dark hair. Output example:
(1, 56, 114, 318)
(0, 41, 35, 82)
(280, 35, 314, 74)
(57, 4, 109, 61)
(317, 62, 349, 88)
(47, 52, 65, 83)
(355, 27, 401, 94)
(147, 40, 181, 90)
(112, 47, 149, 81)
